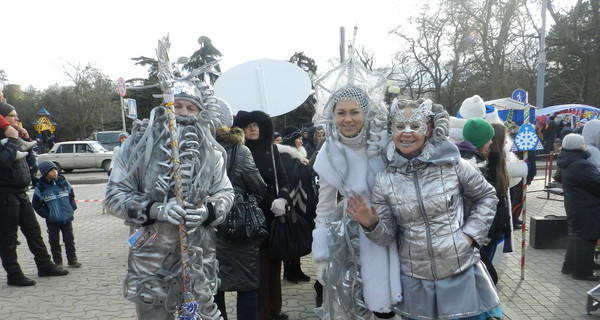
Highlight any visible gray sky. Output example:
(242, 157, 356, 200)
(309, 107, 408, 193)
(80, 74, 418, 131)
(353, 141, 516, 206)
(2, 0, 408, 90)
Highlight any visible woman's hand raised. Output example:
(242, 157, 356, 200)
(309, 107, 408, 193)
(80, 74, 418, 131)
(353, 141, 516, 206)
(346, 194, 379, 230)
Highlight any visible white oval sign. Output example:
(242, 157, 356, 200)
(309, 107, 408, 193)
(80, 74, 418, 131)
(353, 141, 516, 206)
(214, 59, 312, 117)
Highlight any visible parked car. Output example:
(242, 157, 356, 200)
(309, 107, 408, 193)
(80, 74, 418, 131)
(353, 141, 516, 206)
(91, 130, 128, 151)
(38, 141, 113, 173)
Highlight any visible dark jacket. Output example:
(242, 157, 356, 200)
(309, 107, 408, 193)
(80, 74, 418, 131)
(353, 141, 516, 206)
(276, 143, 311, 225)
(304, 126, 319, 159)
(457, 141, 509, 245)
(0, 136, 31, 192)
(554, 149, 600, 240)
(233, 111, 292, 226)
(215, 127, 267, 291)
(32, 175, 77, 224)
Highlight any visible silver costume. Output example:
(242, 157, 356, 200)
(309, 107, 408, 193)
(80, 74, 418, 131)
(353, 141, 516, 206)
(105, 101, 233, 319)
(311, 38, 402, 319)
(365, 100, 501, 319)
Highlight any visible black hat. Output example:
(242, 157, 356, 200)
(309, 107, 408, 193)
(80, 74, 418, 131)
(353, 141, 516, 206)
(0, 101, 15, 117)
(232, 110, 274, 143)
(280, 126, 302, 146)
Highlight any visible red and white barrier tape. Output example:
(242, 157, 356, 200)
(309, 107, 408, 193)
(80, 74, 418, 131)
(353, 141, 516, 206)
(75, 199, 104, 203)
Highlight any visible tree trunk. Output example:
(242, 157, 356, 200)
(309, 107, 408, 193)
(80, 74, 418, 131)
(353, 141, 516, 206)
(582, 55, 599, 105)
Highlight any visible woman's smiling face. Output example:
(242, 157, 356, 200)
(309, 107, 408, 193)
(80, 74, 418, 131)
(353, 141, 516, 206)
(392, 107, 430, 157)
(334, 99, 364, 137)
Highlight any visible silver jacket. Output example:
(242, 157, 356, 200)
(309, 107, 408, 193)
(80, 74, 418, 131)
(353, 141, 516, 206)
(366, 141, 498, 280)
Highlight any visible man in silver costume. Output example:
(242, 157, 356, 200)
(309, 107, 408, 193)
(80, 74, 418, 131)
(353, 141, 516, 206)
(105, 79, 234, 320)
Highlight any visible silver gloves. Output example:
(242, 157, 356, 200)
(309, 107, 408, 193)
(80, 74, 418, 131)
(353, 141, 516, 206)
(183, 200, 208, 233)
(149, 198, 208, 231)
(149, 198, 185, 225)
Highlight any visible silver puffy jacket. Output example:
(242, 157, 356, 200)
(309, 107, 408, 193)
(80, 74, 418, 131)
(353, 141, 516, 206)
(366, 141, 497, 280)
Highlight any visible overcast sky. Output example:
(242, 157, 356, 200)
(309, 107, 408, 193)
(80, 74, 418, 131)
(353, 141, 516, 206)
(2, 0, 410, 90)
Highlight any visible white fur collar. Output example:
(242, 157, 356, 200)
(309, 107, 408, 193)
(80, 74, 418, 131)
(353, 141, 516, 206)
(275, 144, 307, 162)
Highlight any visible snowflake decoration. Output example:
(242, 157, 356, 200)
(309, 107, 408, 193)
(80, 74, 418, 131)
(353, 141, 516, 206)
(513, 124, 540, 151)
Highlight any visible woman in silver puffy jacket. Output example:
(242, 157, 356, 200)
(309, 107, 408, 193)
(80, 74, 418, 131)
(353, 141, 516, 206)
(347, 99, 504, 320)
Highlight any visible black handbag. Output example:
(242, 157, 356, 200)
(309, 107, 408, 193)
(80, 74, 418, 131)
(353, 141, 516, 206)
(216, 144, 268, 242)
(217, 193, 268, 241)
(269, 209, 313, 260)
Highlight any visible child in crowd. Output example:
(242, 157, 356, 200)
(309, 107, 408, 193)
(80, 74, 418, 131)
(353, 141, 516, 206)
(32, 161, 81, 268)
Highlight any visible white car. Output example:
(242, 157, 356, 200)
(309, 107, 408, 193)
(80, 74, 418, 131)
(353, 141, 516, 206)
(38, 141, 114, 173)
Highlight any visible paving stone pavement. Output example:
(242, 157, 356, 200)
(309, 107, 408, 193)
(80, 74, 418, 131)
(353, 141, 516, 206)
(0, 168, 599, 319)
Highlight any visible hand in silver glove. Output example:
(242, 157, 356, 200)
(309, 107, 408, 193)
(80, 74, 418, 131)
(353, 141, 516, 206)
(270, 198, 288, 217)
(149, 198, 185, 226)
(183, 200, 208, 233)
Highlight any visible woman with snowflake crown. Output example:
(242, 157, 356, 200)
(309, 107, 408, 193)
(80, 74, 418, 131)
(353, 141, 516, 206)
(105, 37, 234, 320)
(310, 37, 402, 319)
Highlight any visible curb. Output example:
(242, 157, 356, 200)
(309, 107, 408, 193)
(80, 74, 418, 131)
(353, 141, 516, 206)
(70, 178, 108, 185)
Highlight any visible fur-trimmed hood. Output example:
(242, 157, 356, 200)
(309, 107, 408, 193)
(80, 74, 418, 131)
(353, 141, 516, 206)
(275, 143, 307, 162)
(216, 126, 245, 145)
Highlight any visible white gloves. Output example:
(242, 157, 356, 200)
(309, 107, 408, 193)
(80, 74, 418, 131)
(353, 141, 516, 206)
(270, 198, 288, 217)
(149, 198, 208, 231)
(317, 261, 328, 285)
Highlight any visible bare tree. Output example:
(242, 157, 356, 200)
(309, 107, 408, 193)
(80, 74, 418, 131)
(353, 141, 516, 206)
(391, 6, 450, 101)
(61, 62, 120, 138)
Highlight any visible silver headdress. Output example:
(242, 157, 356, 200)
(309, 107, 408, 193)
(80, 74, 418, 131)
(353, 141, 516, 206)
(313, 30, 388, 158)
(389, 98, 450, 144)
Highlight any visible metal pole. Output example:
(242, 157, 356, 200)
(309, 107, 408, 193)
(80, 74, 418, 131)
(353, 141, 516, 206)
(340, 27, 346, 63)
(536, 0, 547, 109)
(120, 96, 127, 132)
(521, 92, 530, 280)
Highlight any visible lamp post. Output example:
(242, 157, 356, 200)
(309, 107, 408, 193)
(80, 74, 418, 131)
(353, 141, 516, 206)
(536, 0, 547, 109)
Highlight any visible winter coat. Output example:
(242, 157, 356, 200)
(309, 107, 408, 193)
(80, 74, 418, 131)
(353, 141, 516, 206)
(275, 144, 311, 224)
(366, 141, 498, 280)
(0, 136, 31, 192)
(32, 175, 77, 224)
(304, 126, 319, 159)
(554, 149, 600, 240)
(457, 141, 509, 245)
(581, 120, 600, 170)
(233, 111, 292, 225)
(216, 127, 267, 291)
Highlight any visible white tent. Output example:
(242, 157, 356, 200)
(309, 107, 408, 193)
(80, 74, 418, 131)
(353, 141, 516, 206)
(534, 104, 600, 117)
(485, 97, 533, 111)
(484, 97, 536, 125)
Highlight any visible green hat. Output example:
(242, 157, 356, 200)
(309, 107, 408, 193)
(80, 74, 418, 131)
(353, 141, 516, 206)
(462, 118, 494, 148)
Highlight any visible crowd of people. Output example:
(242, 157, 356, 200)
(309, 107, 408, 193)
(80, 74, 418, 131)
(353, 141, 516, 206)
(2, 46, 599, 320)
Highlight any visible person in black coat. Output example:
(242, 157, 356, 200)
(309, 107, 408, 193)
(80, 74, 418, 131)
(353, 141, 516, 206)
(233, 110, 292, 320)
(0, 101, 69, 287)
(554, 134, 600, 281)
(276, 125, 312, 284)
(214, 126, 267, 320)
(543, 115, 559, 154)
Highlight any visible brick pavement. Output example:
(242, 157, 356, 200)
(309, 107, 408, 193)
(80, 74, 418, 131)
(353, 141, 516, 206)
(0, 170, 598, 319)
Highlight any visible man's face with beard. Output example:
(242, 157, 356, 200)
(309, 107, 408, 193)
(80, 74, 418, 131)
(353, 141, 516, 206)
(174, 99, 200, 125)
